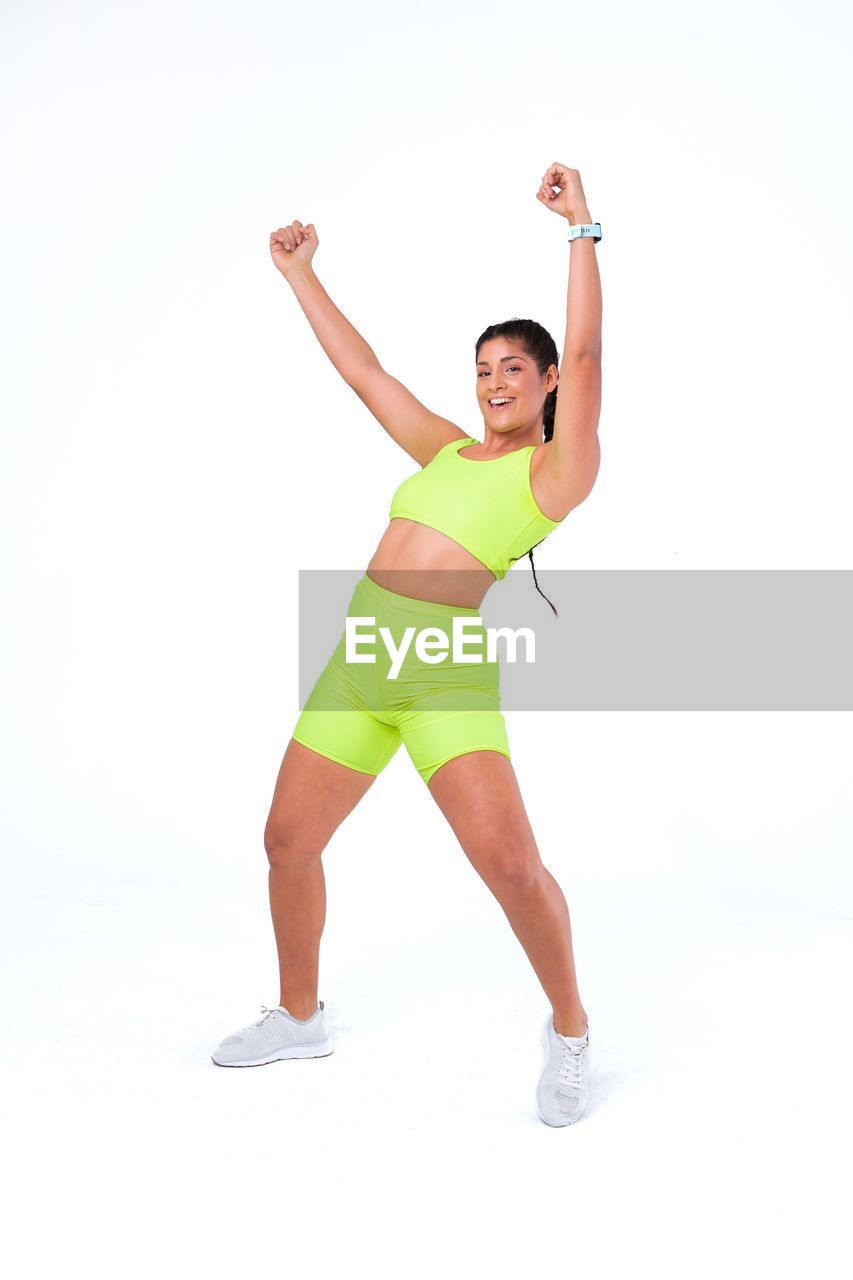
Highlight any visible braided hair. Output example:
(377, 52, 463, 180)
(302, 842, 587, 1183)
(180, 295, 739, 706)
(475, 318, 560, 618)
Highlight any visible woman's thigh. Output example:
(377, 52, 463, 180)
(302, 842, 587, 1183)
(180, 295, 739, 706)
(264, 737, 380, 856)
(426, 747, 543, 885)
(401, 706, 511, 788)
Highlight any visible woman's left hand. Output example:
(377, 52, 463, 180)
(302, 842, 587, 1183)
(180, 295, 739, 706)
(536, 163, 590, 222)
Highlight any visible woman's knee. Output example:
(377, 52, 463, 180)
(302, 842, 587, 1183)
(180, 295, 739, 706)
(263, 821, 324, 870)
(477, 845, 543, 894)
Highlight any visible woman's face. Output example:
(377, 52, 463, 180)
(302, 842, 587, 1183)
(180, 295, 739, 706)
(475, 339, 557, 433)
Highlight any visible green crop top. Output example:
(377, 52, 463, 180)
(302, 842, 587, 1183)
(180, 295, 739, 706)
(388, 436, 564, 581)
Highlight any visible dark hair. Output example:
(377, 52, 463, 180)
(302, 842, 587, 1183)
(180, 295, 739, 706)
(475, 317, 559, 618)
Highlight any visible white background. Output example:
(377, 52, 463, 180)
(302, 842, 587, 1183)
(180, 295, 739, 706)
(2, 1, 851, 1276)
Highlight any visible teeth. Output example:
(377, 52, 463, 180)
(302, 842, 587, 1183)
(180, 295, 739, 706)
(490, 398, 514, 406)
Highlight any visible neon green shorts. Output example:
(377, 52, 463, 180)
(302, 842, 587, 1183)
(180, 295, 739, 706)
(292, 572, 511, 786)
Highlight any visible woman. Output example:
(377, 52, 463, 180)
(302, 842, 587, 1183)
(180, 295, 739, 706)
(212, 163, 603, 1128)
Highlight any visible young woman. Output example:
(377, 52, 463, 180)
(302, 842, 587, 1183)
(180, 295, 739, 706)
(212, 163, 603, 1127)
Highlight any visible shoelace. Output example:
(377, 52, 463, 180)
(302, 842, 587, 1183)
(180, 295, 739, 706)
(556, 1039, 586, 1090)
(251, 1004, 280, 1027)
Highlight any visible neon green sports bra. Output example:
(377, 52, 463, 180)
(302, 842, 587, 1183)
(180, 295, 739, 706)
(388, 436, 564, 581)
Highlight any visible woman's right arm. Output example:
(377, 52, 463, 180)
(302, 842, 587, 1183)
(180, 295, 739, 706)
(285, 260, 382, 387)
(271, 222, 464, 465)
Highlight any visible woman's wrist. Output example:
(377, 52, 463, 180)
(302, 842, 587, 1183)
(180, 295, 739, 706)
(567, 208, 593, 226)
(283, 262, 317, 288)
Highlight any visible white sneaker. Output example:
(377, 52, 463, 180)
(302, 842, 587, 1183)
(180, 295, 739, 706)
(536, 1014, 590, 1126)
(211, 1001, 333, 1067)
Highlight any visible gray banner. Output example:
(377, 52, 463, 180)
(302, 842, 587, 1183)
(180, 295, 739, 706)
(298, 570, 853, 711)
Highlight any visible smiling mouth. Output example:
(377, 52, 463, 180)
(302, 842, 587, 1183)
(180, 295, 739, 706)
(488, 398, 516, 408)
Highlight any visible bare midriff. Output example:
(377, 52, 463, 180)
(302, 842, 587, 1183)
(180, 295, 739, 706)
(366, 518, 496, 608)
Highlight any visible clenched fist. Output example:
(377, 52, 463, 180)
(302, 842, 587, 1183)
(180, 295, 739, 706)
(270, 220, 318, 278)
(536, 165, 590, 223)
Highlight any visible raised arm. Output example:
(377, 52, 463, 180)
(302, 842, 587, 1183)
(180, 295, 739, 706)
(534, 167, 603, 516)
(270, 221, 464, 466)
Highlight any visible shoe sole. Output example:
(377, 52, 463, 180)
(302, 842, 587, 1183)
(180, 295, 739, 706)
(211, 1037, 334, 1067)
(536, 1019, 588, 1127)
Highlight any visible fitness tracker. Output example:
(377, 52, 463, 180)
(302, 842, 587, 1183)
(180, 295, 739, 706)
(567, 222, 602, 243)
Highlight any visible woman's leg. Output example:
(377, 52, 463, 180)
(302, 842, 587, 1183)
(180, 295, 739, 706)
(425, 748, 588, 1037)
(272, 571, 403, 1015)
(263, 737, 378, 1018)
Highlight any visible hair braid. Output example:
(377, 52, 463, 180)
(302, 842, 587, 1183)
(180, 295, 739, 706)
(475, 318, 560, 618)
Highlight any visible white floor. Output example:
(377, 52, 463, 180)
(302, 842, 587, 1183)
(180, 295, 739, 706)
(3, 716, 851, 1278)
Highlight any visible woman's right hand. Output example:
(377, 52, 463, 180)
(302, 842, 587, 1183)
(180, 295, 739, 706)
(270, 220, 318, 278)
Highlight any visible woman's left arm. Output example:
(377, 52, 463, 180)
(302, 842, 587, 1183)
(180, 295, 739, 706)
(536, 164, 603, 513)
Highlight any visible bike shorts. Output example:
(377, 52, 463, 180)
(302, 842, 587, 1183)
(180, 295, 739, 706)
(291, 571, 511, 787)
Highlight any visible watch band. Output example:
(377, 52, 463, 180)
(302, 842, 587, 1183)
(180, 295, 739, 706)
(567, 222, 602, 243)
